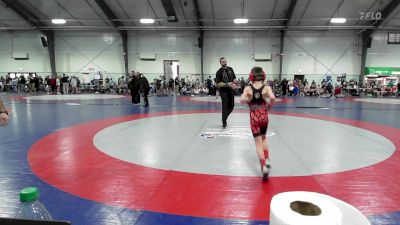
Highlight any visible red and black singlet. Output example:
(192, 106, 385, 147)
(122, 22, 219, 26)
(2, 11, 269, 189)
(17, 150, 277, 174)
(248, 84, 269, 137)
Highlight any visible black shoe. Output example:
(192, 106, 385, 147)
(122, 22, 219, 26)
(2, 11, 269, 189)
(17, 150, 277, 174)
(266, 159, 271, 169)
(262, 165, 269, 182)
(222, 121, 227, 129)
(144, 103, 149, 107)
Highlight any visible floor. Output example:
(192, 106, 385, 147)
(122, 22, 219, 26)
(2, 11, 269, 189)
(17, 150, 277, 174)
(0, 93, 399, 225)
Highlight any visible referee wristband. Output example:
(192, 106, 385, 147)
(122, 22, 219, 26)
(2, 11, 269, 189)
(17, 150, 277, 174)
(0, 110, 8, 115)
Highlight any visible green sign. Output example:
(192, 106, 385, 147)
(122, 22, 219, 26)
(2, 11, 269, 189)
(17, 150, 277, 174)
(365, 67, 400, 76)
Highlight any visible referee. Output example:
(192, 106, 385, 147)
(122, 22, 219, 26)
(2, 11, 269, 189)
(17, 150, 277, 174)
(215, 57, 237, 128)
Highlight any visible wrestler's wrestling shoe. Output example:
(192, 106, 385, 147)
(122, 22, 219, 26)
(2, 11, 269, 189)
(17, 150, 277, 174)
(262, 159, 271, 181)
(262, 165, 269, 181)
(266, 159, 271, 169)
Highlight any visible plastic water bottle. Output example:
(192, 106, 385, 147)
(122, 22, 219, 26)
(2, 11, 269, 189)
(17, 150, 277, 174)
(15, 187, 52, 220)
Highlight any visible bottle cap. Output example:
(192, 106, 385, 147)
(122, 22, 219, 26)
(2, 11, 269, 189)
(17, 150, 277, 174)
(19, 187, 39, 202)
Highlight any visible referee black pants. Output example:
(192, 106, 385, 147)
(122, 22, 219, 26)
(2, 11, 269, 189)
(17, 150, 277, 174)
(220, 90, 235, 123)
(143, 88, 149, 106)
(131, 89, 140, 103)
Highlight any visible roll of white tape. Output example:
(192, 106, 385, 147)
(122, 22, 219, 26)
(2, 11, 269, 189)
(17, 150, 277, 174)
(329, 196, 371, 225)
(270, 191, 343, 225)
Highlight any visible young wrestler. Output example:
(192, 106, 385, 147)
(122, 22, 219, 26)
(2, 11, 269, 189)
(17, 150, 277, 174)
(240, 66, 275, 181)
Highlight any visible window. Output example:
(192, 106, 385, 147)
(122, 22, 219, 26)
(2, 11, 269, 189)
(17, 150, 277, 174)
(387, 33, 400, 44)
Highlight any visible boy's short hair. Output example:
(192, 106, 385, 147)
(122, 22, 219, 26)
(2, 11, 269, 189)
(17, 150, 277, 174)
(252, 67, 264, 76)
(251, 66, 265, 81)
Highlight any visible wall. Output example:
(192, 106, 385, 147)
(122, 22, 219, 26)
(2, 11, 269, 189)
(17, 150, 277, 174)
(128, 31, 200, 81)
(1, 30, 399, 83)
(0, 31, 50, 75)
(56, 31, 125, 79)
(128, 31, 280, 81)
(203, 31, 280, 80)
(367, 32, 400, 67)
(284, 31, 361, 83)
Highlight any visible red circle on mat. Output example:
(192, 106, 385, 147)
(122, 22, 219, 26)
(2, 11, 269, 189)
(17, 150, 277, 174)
(28, 110, 400, 220)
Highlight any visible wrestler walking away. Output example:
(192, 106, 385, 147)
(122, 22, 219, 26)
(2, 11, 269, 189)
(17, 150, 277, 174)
(240, 66, 275, 181)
